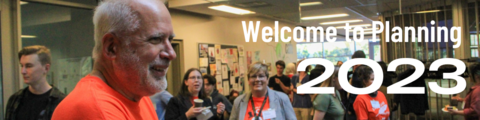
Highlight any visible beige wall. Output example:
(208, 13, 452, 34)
(170, 10, 298, 91)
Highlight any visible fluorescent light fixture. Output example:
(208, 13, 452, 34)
(300, 1, 322, 7)
(349, 28, 379, 32)
(320, 19, 363, 25)
(336, 24, 371, 28)
(301, 14, 348, 20)
(206, 0, 228, 2)
(352, 32, 373, 34)
(416, 10, 440, 14)
(21, 35, 36, 38)
(208, 5, 255, 15)
(20, 1, 28, 5)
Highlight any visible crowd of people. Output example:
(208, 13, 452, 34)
(4, 0, 480, 120)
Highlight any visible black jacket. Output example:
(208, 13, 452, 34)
(5, 87, 66, 120)
(209, 89, 233, 120)
(210, 89, 233, 114)
(165, 94, 221, 120)
(393, 69, 429, 115)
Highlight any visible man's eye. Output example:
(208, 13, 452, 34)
(148, 37, 164, 43)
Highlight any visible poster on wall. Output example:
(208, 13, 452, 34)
(254, 51, 261, 62)
(221, 49, 228, 63)
(216, 59, 222, 75)
(246, 51, 252, 67)
(199, 58, 208, 67)
(221, 64, 229, 79)
(238, 57, 245, 75)
(199, 44, 208, 57)
(232, 48, 238, 62)
(209, 64, 216, 76)
(216, 74, 222, 83)
(230, 75, 236, 85)
(215, 45, 221, 58)
(285, 43, 294, 54)
(233, 63, 239, 77)
(223, 81, 230, 95)
(238, 46, 245, 56)
(217, 81, 223, 95)
(208, 47, 215, 63)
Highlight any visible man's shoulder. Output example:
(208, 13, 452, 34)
(54, 75, 118, 110)
(53, 88, 132, 119)
(10, 88, 26, 97)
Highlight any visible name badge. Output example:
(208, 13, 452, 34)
(370, 100, 380, 109)
(262, 109, 276, 119)
(197, 108, 213, 120)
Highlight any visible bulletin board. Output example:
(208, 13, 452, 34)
(198, 43, 245, 95)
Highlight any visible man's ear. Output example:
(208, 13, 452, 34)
(44, 64, 50, 74)
(102, 33, 120, 60)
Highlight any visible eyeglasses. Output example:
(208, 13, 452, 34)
(188, 76, 202, 80)
(249, 74, 267, 79)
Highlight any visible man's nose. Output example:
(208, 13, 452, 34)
(21, 66, 27, 74)
(160, 40, 177, 60)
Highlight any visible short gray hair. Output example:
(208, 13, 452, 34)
(92, 0, 141, 60)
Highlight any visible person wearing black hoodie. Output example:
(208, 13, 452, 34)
(204, 74, 233, 120)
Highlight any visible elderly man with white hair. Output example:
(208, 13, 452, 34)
(52, 0, 176, 119)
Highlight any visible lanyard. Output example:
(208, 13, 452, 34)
(250, 92, 268, 120)
(335, 92, 347, 112)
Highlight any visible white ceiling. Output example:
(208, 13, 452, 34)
(168, 0, 438, 37)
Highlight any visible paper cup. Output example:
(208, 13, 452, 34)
(194, 99, 204, 107)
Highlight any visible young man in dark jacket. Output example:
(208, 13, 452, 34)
(5, 45, 66, 120)
(203, 74, 233, 120)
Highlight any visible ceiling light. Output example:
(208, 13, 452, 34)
(21, 35, 36, 38)
(20, 1, 28, 5)
(416, 10, 440, 14)
(352, 32, 373, 34)
(208, 5, 255, 15)
(336, 24, 371, 29)
(300, 2, 322, 7)
(301, 14, 348, 20)
(206, 0, 228, 2)
(320, 19, 363, 25)
(349, 28, 379, 32)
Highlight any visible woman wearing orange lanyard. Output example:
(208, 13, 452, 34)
(230, 62, 296, 120)
(166, 68, 223, 120)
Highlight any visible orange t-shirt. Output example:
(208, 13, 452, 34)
(51, 75, 158, 120)
(191, 96, 199, 106)
(353, 91, 390, 120)
(244, 96, 270, 120)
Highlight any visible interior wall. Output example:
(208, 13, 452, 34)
(170, 10, 298, 92)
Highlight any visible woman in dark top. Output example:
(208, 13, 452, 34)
(165, 68, 220, 120)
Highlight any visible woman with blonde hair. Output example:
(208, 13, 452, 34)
(285, 62, 297, 78)
(230, 62, 296, 120)
(312, 67, 346, 120)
